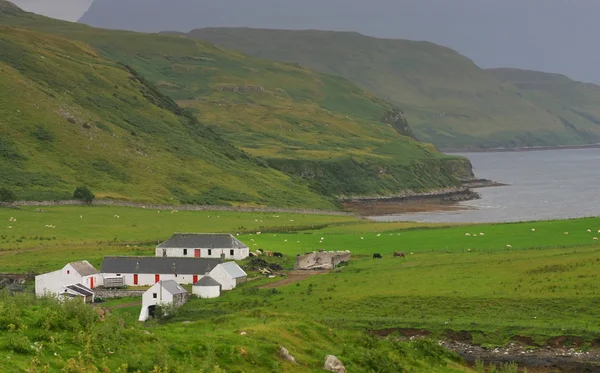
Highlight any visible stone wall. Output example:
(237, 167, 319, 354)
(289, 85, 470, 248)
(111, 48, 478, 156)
(295, 252, 351, 270)
(95, 289, 145, 299)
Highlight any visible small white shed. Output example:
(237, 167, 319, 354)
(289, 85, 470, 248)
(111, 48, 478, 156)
(209, 262, 247, 291)
(139, 280, 188, 321)
(192, 275, 221, 298)
(35, 261, 99, 300)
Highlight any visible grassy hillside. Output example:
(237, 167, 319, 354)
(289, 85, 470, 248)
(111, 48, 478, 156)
(0, 25, 339, 207)
(488, 68, 600, 142)
(184, 28, 600, 148)
(0, 4, 473, 202)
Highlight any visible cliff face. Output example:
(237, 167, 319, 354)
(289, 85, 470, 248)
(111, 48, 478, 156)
(380, 108, 415, 138)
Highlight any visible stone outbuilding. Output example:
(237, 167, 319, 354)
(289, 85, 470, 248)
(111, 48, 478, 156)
(139, 280, 188, 321)
(155, 233, 249, 260)
(192, 275, 221, 298)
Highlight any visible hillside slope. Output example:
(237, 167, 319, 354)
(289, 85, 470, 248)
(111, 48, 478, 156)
(0, 3, 472, 203)
(184, 28, 600, 148)
(0, 25, 336, 207)
(487, 68, 600, 142)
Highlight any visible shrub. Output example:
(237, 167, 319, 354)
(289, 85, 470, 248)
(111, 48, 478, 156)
(73, 186, 95, 203)
(0, 187, 17, 203)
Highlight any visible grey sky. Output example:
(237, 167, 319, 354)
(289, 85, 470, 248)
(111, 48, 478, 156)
(9, 0, 600, 83)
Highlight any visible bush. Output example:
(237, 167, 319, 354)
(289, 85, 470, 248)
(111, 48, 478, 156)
(0, 187, 17, 203)
(73, 186, 95, 203)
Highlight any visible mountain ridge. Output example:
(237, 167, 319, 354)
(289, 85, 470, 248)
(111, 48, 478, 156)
(0, 3, 473, 206)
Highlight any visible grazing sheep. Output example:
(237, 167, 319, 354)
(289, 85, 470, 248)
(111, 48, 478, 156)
(80, 215, 83, 219)
(360, 237, 364, 240)
(587, 229, 592, 233)
(7, 226, 12, 229)
(531, 228, 535, 232)
(564, 232, 569, 235)
(465, 233, 471, 236)
(284, 239, 288, 242)
(376, 234, 381, 237)
(473, 234, 478, 237)
(256, 232, 261, 235)
(468, 248, 472, 252)
(594, 237, 598, 241)
(479, 233, 484, 236)
(506, 244, 512, 248)
(321, 237, 324, 240)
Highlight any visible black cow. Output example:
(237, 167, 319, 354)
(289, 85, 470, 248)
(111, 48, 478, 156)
(373, 253, 382, 259)
(273, 252, 284, 258)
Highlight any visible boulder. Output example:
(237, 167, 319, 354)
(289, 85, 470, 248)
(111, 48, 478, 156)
(279, 346, 297, 364)
(324, 355, 346, 373)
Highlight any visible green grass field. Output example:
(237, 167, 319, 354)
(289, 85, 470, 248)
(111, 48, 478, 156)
(2, 205, 600, 371)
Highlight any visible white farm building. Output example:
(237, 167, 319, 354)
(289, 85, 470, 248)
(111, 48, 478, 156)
(156, 233, 249, 260)
(100, 257, 222, 287)
(209, 261, 247, 291)
(192, 275, 221, 298)
(35, 261, 99, 303)
(139, 280, 188, 321)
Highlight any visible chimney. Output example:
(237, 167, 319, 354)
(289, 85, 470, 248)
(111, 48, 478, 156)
(220, 253, 225, 262)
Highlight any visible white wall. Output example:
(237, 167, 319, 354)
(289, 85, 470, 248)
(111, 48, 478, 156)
(102, 273, 199, 287)
(139, 282, 175, 321)
(155, 247, 249, 260)
(35, 263, 99, 297)
(192, 285, 220, 298)
(209, 266, 236, 291)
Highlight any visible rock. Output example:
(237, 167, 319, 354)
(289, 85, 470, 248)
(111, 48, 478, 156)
(279, 346, 297, 364)
(324, 355, 346, 373)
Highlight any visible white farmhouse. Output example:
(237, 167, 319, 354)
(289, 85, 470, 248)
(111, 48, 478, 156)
(35, 261, 99, 303)
(209, 261, 247, 291)
(139, 280, 188, 321)
(155, 233, 249, 260)
(192, 275, 221, 298)
(100, 257, 222, 286)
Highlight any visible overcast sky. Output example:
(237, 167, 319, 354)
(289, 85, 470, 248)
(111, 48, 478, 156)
(9, 0, 600, 83)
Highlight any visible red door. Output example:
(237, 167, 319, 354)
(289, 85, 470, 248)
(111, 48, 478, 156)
(133, 274, 138, 285)
(155, 274, 160, 283)
(193, 275, 198, 283)
(90, 277, 95, 289)
(194, 249, 200, 258)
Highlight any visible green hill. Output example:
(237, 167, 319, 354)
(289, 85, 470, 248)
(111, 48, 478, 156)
(487, 68, 600, 142)
(183, 28, 600, 148)
(0, 3, 472, 205)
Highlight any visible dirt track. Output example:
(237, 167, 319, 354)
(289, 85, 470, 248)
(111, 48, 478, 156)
(258, 270, 329, 289)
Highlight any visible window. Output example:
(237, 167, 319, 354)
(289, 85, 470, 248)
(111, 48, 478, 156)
(183, 249, 188, 256)
(153, 293, 157, 299)
(208, 249, 212, 255)
(66, 270, 70, 274)
(230, 249, 234, 256)
(116, 274, 121, 276)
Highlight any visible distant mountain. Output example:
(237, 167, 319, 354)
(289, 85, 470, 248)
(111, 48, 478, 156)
(487, 68, 600, 142)
(180, 28, 600, 148)
(1, 2, 472, 204)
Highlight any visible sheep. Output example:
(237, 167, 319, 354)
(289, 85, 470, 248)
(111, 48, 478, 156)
(598, 230, 600, 234)
(594, 237, 598, 241)
(531, 228, 535, 232)
(256, 232, 262, 235)
(7, 226, 12, 229)
(465, 233, 471, 236)
(468, 248, 472, 252)
(587, 229, 592, 233)
(564, 232, 569, 235)
(376, 234, 381, 237)
(80, 215, 83, 219)
(321, 237, 324, 240)
(284, 239, 288, 242)
(479, 233, 485, 236)
(506, 244, 512, 248)
(473, 234, 478, 237)
(360, 237, 364, 240)
(250, 239, 254, 242)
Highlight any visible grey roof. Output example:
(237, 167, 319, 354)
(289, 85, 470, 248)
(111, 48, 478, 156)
(69, 261, 98, 276)
(193, 275, 221, 287)
(100, 257, 222, 274)
(218, 262, 247, 279)
(157, 233, 248, 249)
(66, 283, 94, 297)
(160, 280, 188, 295)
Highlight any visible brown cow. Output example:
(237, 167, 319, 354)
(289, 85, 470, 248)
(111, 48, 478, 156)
(265, 251, 274, 257)
(393, 251, 406, 259)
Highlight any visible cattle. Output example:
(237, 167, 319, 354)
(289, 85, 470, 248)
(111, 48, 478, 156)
(393, 251, 406, 259)
(273, 252, 284, 258)
(265, 251, 274, 257)
(373, 253, 382, 259)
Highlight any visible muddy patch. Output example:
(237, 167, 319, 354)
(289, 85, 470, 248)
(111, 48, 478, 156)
(546, 336, 585, 348)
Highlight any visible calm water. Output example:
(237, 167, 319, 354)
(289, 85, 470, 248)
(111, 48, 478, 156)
(371, 148, 600, 223)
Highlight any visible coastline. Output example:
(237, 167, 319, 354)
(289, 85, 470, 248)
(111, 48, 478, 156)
(441, 143, 600, 154)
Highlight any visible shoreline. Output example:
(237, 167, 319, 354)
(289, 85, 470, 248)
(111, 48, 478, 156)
(441, 143, 600, 154)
